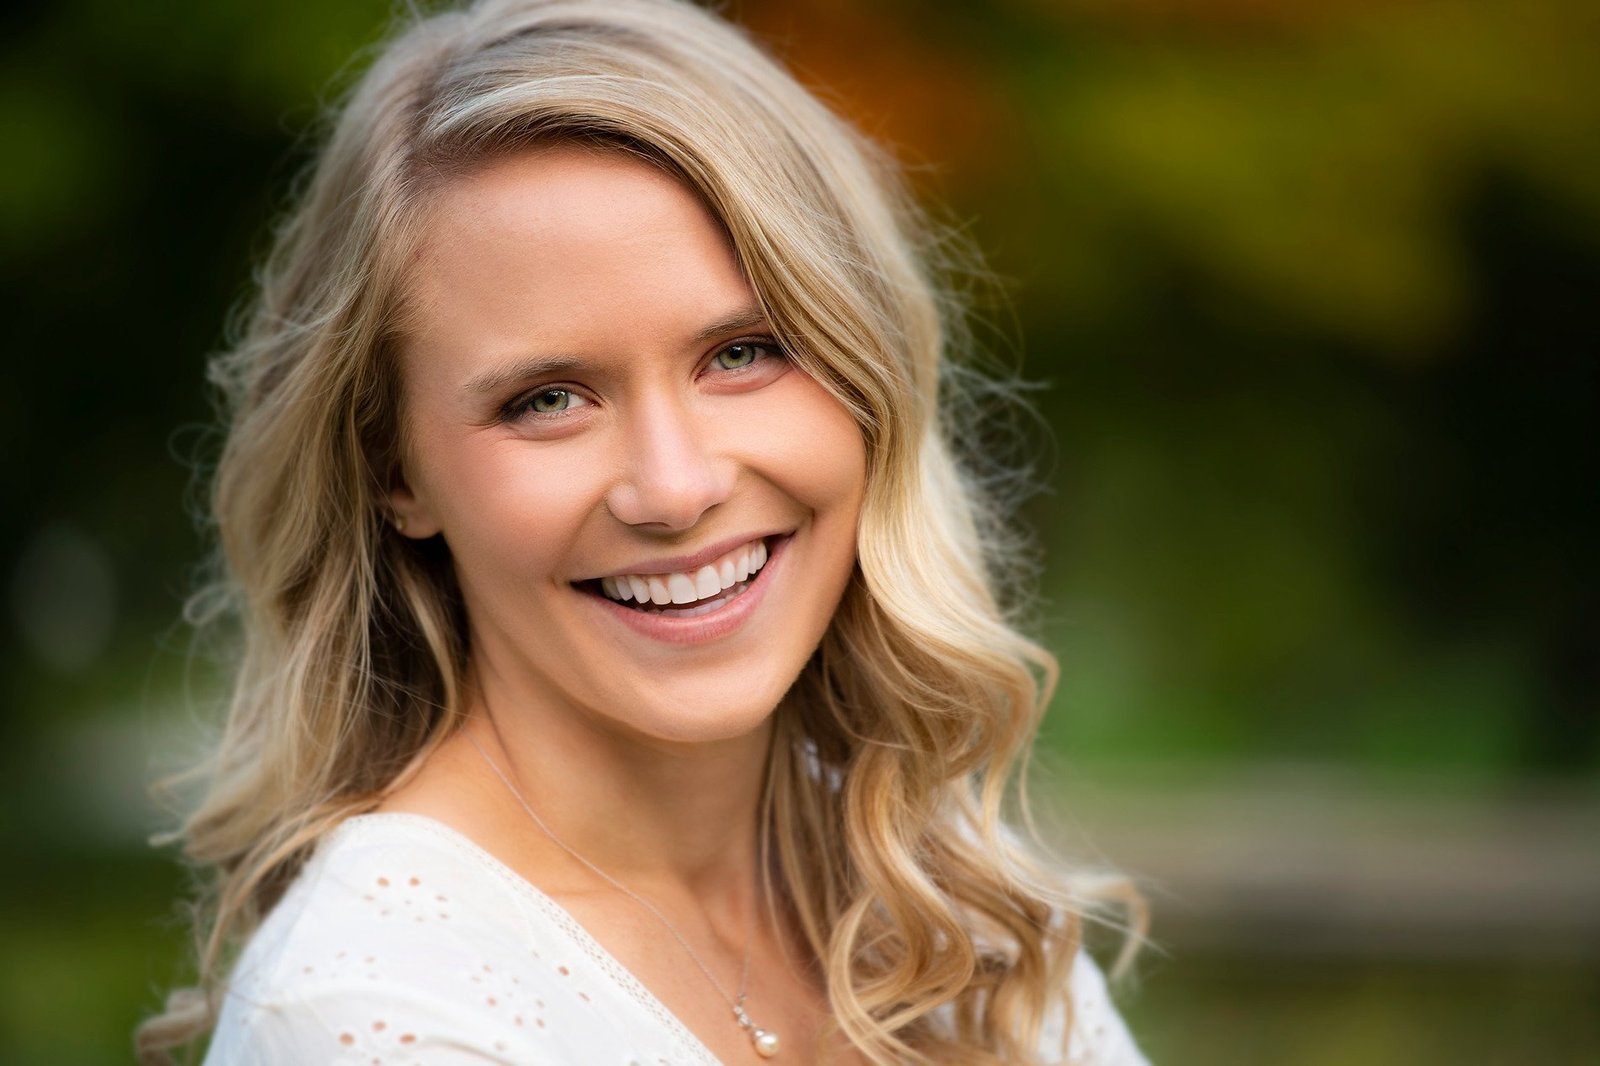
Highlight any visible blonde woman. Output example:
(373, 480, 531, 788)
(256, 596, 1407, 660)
(141, 1, 1149, 1063)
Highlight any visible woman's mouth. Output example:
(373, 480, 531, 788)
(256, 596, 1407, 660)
(578, 537, 774, 619)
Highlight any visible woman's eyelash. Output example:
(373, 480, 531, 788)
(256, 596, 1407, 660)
(500, 386, 586, 421)
(710, 339, 787, 370)
(498, 341, 787, 421)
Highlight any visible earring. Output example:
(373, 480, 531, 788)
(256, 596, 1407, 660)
(392, 513, 407, 534)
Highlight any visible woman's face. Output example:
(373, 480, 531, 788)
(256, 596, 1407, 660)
(390, 147, 867, 745)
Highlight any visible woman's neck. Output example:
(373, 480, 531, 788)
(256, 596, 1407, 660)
(383, 658, 774, 915)
(477, 699, 770, 896)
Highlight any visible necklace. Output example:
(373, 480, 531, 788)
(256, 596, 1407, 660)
(468, 732, 782, 1059)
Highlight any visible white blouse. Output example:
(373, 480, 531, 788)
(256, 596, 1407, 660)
(205, 814, 1149, 1065)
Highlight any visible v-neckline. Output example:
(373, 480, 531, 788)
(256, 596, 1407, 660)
(335, 810, 727, 1065)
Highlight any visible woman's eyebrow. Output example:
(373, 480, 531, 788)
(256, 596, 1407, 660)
(692, 306, 769, 344)
(462, 354, 584, 396)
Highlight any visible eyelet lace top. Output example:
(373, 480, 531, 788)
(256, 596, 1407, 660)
(204, 813, 1150, 1065)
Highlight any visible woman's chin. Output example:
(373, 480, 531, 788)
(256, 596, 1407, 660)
(608, 693, 781, 748)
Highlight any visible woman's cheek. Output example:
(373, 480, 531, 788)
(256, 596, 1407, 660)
(734, 374, 866, 502)
(434, 439, 600, 572)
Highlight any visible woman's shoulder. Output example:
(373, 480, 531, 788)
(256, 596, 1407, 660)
(228, 813, 526, 984)
(205, 813, 704, 1064)
(1043, 947, 1151, 1066)
(209, 813, 528, 1005)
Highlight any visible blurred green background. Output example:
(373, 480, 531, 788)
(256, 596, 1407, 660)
(2, 0, 1596, 1062)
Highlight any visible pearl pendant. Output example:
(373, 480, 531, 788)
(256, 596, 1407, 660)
(752, 1028, 780, 1058)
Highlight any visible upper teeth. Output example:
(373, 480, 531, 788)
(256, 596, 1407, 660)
(598, 539, 769, 606)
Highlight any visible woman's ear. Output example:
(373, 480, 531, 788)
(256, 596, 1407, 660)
(388, 470, 443, 539)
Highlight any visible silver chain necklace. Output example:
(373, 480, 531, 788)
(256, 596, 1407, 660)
(467, 732, 782, 1059)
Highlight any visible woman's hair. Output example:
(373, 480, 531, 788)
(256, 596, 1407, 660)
(141, 1, 1139, 1062)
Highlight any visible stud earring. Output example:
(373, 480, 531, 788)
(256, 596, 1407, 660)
(392, 513, 407, 534)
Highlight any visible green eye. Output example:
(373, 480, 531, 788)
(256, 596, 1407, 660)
(714, 344, 761, 370)
(529, 389, 571, 413)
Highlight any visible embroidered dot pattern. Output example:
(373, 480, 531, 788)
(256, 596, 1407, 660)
(205, 816, 1147, 1066)
(364, 872, 452, 925)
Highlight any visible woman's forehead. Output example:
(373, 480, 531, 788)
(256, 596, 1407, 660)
(397, 147, 762, 387)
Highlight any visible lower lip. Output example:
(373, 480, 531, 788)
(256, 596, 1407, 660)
(582, 536, 787, 645)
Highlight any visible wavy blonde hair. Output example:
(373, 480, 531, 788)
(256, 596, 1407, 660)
(140, 1, 1139, 1062)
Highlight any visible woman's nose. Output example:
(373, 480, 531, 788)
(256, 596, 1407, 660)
(605, 401, 735, 531)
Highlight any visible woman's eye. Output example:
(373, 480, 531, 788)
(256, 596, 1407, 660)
(530, 389, 572, 413)
(712, 342, 778, 371)
(510, 388, 589, 419)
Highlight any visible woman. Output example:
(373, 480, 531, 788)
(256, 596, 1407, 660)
(140, 1, 1148, 1063)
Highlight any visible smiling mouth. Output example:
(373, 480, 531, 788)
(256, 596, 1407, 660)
(577, 537, 774, 618)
